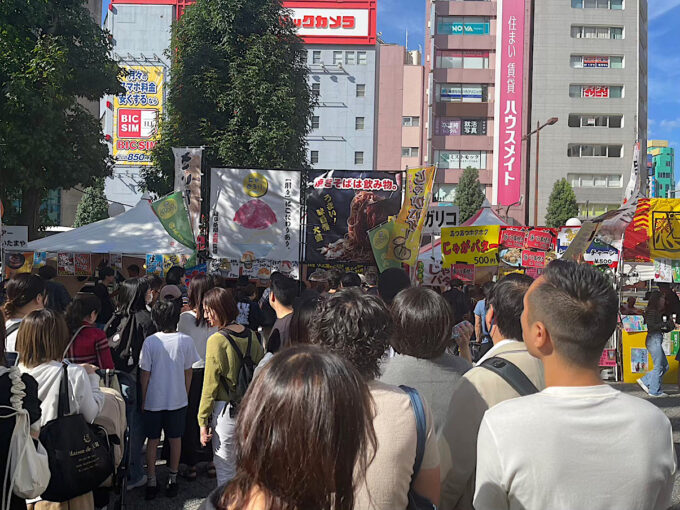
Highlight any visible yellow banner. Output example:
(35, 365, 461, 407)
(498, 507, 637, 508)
(113, 66, 164, 166)
(647, 198, 680, 260)
(387, 166, 436, 266)
(441, 225, 501, 267)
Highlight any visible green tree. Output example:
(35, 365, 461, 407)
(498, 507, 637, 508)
(0, 0, 123, 238)
(147, 0, 314, 194)
(73, 178, 109, 227)
(454, 167, 486, 223)
(545, 178, 579, 228)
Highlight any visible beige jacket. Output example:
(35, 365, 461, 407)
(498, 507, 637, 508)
(438, 340, 545, 510)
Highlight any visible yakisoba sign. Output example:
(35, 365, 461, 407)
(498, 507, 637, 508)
(282, 0, 377, 45)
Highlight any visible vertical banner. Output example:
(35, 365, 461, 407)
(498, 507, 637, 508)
(74, 253, 92, 276)
(173, 147, 203, 237)
(368, 220, 402, 273)
(151, 191, 196, 249)
(113, 66, 164, 166)
(388, 166, 436, 267)
(493, 0, 526, 206)
(109, 253, 123, 272)
(58, 253, 75, 276)
(646, 199, 680, 260)
(210, 169, 301, 263)
(305, 171, 402, 264)
(33, 252, 47, 269)
(146, 254, 164, 276)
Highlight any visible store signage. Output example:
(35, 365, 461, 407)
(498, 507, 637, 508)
(113, 66, 164, 166)
(583, 86, 609, 98)
(437, 22, 490, 35)
(1, 226, 28, 250)
(493, 0, 527, 206)
(282, 2, 376, 45)
(462, 119, 487, 135)
(423, 205, 459, 235)
(437, 119, 461, 136)
(583, 56, 609, 68)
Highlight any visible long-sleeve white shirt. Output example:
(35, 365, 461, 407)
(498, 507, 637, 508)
(475, 385, 676, 510)
(21, 361, 105, 426)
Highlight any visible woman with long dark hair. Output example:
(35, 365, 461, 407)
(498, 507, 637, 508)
(638, 291, 674, 397)
(64, 293, 115, 370)
(198, 288, 264, 486)
(177, 274, 217, 479)
(201, 345, 376, 510)
(3, 274, 46, 362)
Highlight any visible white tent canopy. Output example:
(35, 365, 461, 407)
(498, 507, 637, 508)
(26, 200, 193, 256)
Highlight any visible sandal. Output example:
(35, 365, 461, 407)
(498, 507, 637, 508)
(206, 464, 217, 479)
(181, 467, 197, 481)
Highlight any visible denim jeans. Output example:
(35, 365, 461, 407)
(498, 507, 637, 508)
(641, 332, 669, 395)
(120, 375, 146, 483)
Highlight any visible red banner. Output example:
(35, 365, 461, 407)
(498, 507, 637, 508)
(499, 228, 526, 249)
(525, 230, 554, 251)
(452, 264, 475, 283)
(522, 250, 545, 268)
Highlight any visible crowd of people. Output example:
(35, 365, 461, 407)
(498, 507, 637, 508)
(0, 260, 677, 510)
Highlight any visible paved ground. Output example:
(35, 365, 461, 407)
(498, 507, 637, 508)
(117, 383, 680, 510)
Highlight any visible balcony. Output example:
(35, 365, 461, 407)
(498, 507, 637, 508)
(435, 1, 497, 17)
(433, 68, 495, 84)
(434, 101, 494, 117)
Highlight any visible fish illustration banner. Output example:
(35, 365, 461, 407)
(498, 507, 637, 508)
(305, 170, 402, 264)
(210, 169, 301, 262)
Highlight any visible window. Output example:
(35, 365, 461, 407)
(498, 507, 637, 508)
(436, 16, 490, 35)
(569, 85, 623, 98)
(578, 203, 619, 218)
(355, 117, 365, 130)
(567, 144, 623, 157)
(437, 84, 487, 103)
(357, 51, 367, 64)
(311, 116, 319, 129)
(356, 84, 366, 97)
(570, 55, 624, 69)
(572, 0, 623, 8)
(402, 147, 419, 158)
(311, 83, 320, 97)
(402, 116, 420, 127)
(434, 184, 457, 203)
(332, 51, 343, 65)
(312, 51, 321, 64)
(436, 50, 489, 69)
(354, 152, 364, 165)
(345, 51, 355, 65)
(608, 175, 623, 187)
(310, 151, 319, 164)
(571, 25, 624, 39)
(568, 114, 623, 128)
(436, 150, 486, 169)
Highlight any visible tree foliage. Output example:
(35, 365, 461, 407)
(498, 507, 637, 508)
(0, 0, 123, 237)
(147, 0, 314, 195)
(454, 167, 486, 223)
(73, 178, 109, 227)
(545, 178, 579, 228)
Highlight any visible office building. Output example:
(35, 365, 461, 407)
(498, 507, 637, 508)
(376, 46, 425, 170)
(648, 140, 674, 198)
(530, 0, 648, 223)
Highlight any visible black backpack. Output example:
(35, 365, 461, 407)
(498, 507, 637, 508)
(219, 329, 256, 416)
(105, 313, 139, 372)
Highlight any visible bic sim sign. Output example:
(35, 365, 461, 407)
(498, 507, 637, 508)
(118, 109, 158, 138)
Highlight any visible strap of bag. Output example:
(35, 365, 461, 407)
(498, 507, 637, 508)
(58, 363, 72, 418)
(219, 328, 253, 361)
(63, 325, 88, 360)
(399, 385, 426, 480)
(480, 356, 539, 396)
(5, 322, 21, 338)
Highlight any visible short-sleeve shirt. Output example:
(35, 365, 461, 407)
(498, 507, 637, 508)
(355, 380, 440, 510)
(139, 332, 200, 411)
(474, 299, 489, 338)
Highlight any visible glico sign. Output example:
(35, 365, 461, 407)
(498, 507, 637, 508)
(282, 0, 377, 45)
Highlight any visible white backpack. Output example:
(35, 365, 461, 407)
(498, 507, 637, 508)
(0, 366, 51, 509)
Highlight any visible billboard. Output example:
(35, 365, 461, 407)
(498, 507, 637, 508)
(282, 1, 377, 45)
(493, 0, 527, 206)
(113, 66, 164, 166)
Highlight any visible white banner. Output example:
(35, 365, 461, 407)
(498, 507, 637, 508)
(210, 169, 301, 263)
(1, 226, 28, 250)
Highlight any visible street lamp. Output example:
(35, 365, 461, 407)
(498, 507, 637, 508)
(522, 117, 559, 227)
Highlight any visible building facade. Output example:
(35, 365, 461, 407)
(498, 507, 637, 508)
(530, 0, 648, 222)
(375, 46, 424, 170)
(647, 140, 674, 198)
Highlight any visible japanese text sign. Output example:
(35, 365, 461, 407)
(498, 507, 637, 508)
(1, 226, 28, 250)
(499, 228, 525, 249)
(493, 0, 526, 206)
(521, 250, 545, 268)
(283, 3, 376, 45)
(113, 66, 164, 166)
(525, 230, 554, 251)
(452, 264, 475, 283)
(441, 225, 501, 267)
(423, 205, 460, 235)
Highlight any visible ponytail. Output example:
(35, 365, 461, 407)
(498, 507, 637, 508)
(3, 274, 45, 319)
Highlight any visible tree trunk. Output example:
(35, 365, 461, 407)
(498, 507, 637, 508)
(18, 187, 44, 241)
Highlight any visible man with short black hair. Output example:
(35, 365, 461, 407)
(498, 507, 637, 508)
(38, 265, 71, 313)
(340, 271, 361, 289)
(268, 275, 297, 350)
(439, 273, 543, 510)
(474, 261, 675, 510)
(127, 264, 141, 278)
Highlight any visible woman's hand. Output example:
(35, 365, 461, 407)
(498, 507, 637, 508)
(81, 363, 99, 375)
(200, 426, 213, 446)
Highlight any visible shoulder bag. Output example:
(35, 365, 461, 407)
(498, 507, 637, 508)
(480, 356, 539, 396)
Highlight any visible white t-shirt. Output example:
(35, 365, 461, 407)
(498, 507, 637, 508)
(139, 332, 200, 411)
(177, 311, 217, 369)
(474, 385, 676, 510)
(5, 318, 22, 353)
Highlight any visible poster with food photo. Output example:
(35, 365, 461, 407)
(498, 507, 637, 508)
(210, 169, 301, 263)
(305, 170, 402, 264)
